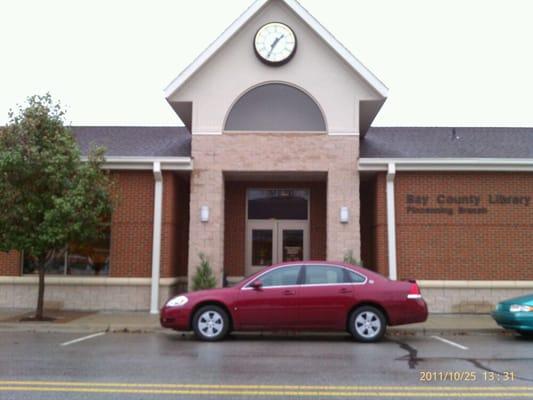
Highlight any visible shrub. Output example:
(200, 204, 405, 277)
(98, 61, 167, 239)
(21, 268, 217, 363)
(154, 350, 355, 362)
(192, 253, 217, 291)
(343, 250, 363, 267)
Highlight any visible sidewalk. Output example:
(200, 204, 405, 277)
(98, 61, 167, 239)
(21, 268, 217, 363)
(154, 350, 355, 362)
(0, 308, 503, 335)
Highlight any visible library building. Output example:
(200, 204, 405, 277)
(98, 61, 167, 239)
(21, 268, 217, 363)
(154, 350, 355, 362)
(1, 0, 532, 313)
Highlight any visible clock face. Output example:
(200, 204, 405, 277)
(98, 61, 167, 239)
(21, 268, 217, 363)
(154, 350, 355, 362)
(254, 22, 297, 65)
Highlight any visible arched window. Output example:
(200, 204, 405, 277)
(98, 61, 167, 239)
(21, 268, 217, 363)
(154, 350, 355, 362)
(224, 83, 326, 132)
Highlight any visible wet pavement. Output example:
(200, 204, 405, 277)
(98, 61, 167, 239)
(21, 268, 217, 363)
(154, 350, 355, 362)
(0, 331, 532, 399)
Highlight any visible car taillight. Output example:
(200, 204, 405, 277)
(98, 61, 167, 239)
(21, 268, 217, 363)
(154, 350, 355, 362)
(407, 282, 422, 299)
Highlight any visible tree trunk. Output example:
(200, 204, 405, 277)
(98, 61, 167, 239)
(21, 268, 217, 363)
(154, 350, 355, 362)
(35, 251, 54, 321)
(35, 262, 45, 320)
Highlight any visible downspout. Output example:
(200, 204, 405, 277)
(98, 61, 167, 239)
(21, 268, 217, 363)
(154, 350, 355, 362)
(150, 161, 163, 314)
(386, 163, 398, 280)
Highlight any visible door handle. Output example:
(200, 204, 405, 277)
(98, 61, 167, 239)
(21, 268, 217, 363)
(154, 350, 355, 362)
(282, 289, 296, 296)
(339, 288, 352, 294)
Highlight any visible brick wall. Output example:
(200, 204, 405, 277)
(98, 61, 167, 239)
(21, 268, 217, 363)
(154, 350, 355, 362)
(360, 173, 388, 276)
(367, 172, 533, 280)
(109, 171, 154, 277)
(0, 251, 21, 276)
(223, 181, 327, 277)
(161, 173, 190, 278)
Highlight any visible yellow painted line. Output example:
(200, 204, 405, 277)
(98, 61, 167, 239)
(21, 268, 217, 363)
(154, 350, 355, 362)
(0, 386, 533, 397)
(0, 381, 532, 391)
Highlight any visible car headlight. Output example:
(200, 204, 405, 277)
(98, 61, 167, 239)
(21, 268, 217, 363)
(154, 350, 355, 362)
(509, 304, 532, 312)
(166, 295, 189, 307)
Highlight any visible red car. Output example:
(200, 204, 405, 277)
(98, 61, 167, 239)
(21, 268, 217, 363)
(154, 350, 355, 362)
(160, 262, 428, 342)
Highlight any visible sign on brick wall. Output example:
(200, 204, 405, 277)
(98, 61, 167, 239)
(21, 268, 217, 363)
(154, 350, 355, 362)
(405, 194, 531, 216)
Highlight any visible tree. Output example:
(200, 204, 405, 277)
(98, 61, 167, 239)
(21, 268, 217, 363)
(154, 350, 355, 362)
(0, 94, 112, 320)
(192, 253, 217, 291)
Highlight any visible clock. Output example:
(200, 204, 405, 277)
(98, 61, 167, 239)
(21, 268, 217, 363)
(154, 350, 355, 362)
(254, 22, 297, 66)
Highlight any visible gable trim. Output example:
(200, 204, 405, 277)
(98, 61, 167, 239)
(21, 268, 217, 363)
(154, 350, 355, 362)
(164, 0, 388, 98)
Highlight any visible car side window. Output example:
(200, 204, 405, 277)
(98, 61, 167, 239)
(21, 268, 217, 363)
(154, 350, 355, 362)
(304, 265, 345, 285)
(345, 269, 366, 283)
(259, 266, 302, 287)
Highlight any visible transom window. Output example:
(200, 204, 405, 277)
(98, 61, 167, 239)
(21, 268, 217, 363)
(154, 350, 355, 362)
(247, 189, 309, 220)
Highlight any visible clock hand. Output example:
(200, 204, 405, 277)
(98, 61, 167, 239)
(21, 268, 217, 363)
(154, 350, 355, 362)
(267, 34, 285, 58)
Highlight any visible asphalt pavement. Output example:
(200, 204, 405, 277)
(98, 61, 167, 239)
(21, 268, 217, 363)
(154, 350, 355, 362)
(0, 331, 532, 399)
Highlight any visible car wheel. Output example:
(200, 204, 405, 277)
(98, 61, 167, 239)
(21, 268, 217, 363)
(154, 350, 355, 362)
(517, 330, 533, 339)
(349, 306, 386, 343)
(193, 305, 230, 342)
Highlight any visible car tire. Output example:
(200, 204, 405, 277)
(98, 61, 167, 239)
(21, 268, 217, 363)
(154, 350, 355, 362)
(192, 305, 230, 342)
(517, 330, 533, 339)
(349, 306, 386, 343)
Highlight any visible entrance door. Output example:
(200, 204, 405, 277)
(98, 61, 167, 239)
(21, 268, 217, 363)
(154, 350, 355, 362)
(246, 220, 309, 276)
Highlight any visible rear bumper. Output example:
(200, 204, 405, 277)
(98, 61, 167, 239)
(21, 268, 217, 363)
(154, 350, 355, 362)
(160, 306, 191, 331)
(390, 299, 428, 326)
(492, 310, 533, 331)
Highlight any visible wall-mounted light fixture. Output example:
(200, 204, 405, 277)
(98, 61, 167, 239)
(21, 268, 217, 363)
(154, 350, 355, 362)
(200, 205, 209, 222)
(340, 206, 349, 224)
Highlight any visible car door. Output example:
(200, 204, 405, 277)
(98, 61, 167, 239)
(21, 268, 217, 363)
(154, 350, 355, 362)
(298, 265, 364, 330)
(234, 265, 303, 330)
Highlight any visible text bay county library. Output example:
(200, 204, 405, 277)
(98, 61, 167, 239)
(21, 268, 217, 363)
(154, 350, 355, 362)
(1, 0, 532, 314)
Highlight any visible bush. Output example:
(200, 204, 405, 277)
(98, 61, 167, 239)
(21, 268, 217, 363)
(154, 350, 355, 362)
(343, 250, 363, 267)
(192, 253, 217, 291)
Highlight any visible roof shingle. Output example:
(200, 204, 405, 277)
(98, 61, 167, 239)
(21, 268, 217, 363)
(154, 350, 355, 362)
(71, 126, 191, 157)
(361, 127, 533, 158)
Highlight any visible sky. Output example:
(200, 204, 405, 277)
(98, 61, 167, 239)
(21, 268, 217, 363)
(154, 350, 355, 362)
(1, 0, 533, 128)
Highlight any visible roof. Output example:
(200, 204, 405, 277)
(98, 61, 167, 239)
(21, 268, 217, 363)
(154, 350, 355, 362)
(164, 0, 388, 98)
(361, 127, 533, 159)
(72, 126, 191, 157)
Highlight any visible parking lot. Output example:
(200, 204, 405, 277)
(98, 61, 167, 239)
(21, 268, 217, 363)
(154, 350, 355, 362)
(1, 331, 532, 399)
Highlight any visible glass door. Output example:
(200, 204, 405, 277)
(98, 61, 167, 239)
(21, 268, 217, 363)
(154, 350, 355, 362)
(246, 220, 309, 276)
(246, 220, 276, 276)
(245, 188, 310, 276)
(277, 221, 309, 263)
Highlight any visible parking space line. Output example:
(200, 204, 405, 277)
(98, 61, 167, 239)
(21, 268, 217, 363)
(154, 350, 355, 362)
(431, 335, 469, 350)
(60, 332, 106, 347)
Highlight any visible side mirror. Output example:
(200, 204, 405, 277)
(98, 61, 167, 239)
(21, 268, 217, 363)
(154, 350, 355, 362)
(250, 280, 263, 290)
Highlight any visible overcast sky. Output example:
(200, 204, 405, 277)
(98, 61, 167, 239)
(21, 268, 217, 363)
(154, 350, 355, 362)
(1, 0, 533, 127)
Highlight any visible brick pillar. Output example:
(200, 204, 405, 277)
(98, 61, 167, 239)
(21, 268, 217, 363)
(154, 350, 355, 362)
(188, 169, 225, 289)
(327, 168, 360, 262)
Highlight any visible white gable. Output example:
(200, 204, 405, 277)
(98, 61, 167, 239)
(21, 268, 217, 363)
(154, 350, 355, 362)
(165, 0, 388, 98)
(165, 0, 387, 135)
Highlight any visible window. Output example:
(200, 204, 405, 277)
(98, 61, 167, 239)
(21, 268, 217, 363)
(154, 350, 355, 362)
(22, 232, 111, 276)
(303, 265, 366, 285)
(346, 269, 366, 283)
(304, 265, 344, 285)
(258, 266, 301, 287)
(225, 83, 326, 132)
(248, 189, 309, 220)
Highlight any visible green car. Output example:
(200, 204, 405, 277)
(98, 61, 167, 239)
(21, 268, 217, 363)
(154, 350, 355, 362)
(492, 294, 533, 337)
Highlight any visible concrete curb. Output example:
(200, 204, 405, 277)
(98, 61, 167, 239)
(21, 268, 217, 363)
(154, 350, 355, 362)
(0, 323, 505, 336)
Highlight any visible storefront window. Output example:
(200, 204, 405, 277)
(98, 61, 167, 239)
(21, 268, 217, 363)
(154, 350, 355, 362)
(22, 231, 111, 276)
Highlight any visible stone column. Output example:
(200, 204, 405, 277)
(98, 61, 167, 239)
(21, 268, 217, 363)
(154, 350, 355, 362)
(188, 169, 225, 289)
(327, 168, 360, 262)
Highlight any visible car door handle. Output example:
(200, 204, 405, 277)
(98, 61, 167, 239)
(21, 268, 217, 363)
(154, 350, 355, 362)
(282, 289, 296, 296)
(339, 288, 352, 294)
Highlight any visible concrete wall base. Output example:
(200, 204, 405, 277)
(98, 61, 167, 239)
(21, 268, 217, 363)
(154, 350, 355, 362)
(0, 277, 188, 311)
(420, 281, 533, 313)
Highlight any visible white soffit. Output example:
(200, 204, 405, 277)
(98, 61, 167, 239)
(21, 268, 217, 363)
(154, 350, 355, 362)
(164, 0, 389, 99)
(359, 158, 533, 172)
